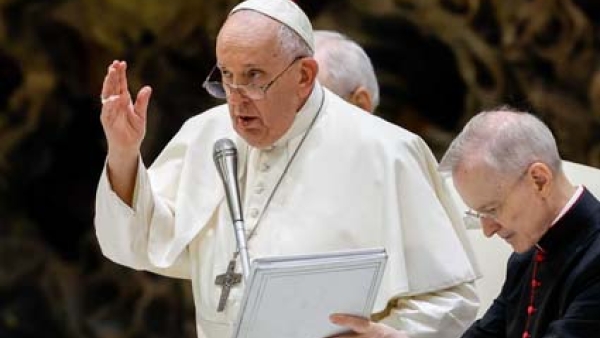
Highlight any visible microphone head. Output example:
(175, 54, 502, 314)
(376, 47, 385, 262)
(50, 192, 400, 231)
(213, 138, 237, 161)
(213, 137, 244, 223)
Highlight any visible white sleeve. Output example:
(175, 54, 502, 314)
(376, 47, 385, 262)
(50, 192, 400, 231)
(378, 282, 479, 338)
(94, 157, 191, 279)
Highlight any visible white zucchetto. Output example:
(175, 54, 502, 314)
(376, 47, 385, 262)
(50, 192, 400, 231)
(230, 0, 315, 52)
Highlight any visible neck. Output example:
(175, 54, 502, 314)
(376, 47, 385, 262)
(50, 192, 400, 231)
(546, 174, 578, 226)
(295, 88, 312, 112)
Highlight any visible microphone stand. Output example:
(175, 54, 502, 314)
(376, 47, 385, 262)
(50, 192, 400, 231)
(234, 220, 251, 280)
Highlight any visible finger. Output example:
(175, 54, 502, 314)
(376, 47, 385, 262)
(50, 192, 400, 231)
(330, 314, 371, 334)
(326, 332, 358, 338)
(101, 63, 119, 100)
(118, 61, 129, 96)
(101, 74, 110, 100)
(100, 63, 122, 119)
(133, 86, 152, 120)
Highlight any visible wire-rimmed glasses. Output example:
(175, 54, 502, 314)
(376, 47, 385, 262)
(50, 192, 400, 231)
(463, 166, 530, 228)
(202, 56, 304, 100)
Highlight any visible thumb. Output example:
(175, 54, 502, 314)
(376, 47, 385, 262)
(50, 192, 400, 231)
(330, 314, 371, 333)
(134, 86, 152, 119)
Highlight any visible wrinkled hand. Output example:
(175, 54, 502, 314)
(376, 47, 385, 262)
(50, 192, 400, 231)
(100, 60, 152, 157)
(329, 314, 409, 338)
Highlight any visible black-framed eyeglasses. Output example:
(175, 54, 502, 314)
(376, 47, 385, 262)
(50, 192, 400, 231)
(202, 56, 304, 100)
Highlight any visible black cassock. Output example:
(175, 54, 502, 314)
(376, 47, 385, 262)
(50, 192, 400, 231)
(462, 189, 600, 338)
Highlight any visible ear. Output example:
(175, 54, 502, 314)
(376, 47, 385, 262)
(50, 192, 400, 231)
(528, 162, 553, 197)
(298, 57, 318, 98)
(348, 86, 374, 113)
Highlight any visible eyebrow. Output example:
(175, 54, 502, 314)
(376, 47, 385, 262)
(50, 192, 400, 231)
(217, 62, 265, 69)
(473, 201, 497, 212)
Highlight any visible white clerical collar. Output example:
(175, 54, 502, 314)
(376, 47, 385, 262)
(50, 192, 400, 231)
(550, 185, 584, 226)
(268, 82, 324, 149)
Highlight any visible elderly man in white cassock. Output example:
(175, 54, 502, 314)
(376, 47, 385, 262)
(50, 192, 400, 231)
(314, 29, 380, 114)
(95, 0, 480, 337)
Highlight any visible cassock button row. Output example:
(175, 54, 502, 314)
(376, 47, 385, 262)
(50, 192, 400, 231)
(535, 252, 546, 262)
(527, 305, 536, 315)
(522, 332, 530, 338)
(531, 279, 542, 288)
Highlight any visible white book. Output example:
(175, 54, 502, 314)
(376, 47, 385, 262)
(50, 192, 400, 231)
(232, 248, 387, 338)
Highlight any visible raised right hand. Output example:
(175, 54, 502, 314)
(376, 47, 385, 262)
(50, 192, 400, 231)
(100, 60, 152, 158)
(99, 60, 152, 205)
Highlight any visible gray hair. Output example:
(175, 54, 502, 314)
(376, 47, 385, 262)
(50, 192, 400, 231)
(277, 22, 313, 59)
(314, 30, 380, 110)
(439, 106, 562, 178)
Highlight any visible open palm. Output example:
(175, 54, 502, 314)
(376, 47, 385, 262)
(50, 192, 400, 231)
(100, 60, 151, 156)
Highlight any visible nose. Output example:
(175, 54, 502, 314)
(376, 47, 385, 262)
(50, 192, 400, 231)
(226, 86, 251, 105)
(481, 217, 502, 238)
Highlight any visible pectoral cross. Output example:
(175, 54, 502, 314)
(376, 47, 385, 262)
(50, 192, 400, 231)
(215, 259, 242, 312)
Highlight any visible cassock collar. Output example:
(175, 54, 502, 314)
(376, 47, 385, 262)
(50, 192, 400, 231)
(550, 185, 584, 226)
(537, 188, 600, 255)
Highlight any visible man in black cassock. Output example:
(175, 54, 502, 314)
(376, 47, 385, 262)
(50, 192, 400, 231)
(436, 107, 600, 337)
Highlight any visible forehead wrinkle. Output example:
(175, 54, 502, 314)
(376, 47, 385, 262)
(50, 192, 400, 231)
(455, 160, 504, 212)
(217, 11, 283, 67)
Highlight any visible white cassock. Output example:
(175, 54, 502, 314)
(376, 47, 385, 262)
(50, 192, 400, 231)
(95, 83, 481, 338)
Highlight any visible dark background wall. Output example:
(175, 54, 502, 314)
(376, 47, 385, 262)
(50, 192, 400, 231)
(1, 0, 599, 337)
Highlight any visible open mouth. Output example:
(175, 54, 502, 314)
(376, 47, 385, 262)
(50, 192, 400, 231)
(237, 116, 258, 126)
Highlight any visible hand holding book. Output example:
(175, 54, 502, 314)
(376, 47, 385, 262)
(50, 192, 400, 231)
(328, 314, 409, 338)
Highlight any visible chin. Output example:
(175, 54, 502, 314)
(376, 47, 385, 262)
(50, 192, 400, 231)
(512, 246, 527, 253)
(513, 242, 535, 254)
(237, 132, 268, 149)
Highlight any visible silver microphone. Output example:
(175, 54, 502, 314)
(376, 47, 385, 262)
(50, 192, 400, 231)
(213, 138, 250, 279)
